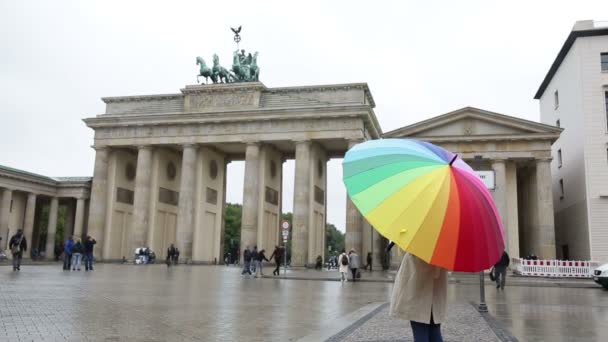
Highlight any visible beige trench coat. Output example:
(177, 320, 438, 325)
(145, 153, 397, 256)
(389, 253, 448, 324)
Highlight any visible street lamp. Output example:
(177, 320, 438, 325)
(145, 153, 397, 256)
(474, 155, 488, 313)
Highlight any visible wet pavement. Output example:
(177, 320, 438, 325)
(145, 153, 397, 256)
(0, 264, 606, 341)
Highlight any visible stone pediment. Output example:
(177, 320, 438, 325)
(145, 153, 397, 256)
(383, 107, 562, 141)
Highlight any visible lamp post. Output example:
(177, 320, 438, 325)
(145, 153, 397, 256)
(474, 155, 488, 313)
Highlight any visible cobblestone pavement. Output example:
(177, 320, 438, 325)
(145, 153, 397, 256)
(326, 303, 500, 342)
(1, 264, 606, 341)
(0, 264, 392, 341)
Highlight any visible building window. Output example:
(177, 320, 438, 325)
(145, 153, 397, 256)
(556, 119, 560, 128)
(554, 90, 559, 109)
(602, 52, 608, 72)
(559, 179, 564, 199)
(557, 149, 562, 168)
(605, 92, 608, 130)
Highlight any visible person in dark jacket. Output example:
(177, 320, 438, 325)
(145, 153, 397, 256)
(250, 246, 259, 273)
(494, 250, 510, 290)
(269, 245, 284, 276)
(167, 244, 177, 267)
(83, 236, 96, 271)
(254, 249, 270, 277)
(365, 252, 373, 271)
(63, 236, 74, 270)
(71, 239, 84, 271)
(241, 246, 252, 276)
(9, 229, 27, 271)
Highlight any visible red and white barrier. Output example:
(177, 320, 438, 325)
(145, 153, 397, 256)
(512, 258, 600, 278)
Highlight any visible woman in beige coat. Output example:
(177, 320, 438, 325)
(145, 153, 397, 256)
(390, 252, 448, 342)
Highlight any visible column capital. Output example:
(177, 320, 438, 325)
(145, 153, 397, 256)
(536, 157, 553, 163)
(181, 143, 198, 150)
(92, 145, 109, 152)
(347, 139, 364, 149)
(292, 139, 311, 146)
(244, 140, 261, 147)
(491, 158, 507, 164)
(136, 145, 153, 151)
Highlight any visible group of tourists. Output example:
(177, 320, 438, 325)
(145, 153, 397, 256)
(61, 235, 97, 271)
(241, 245, 285, 277)
(5, 230, 96, 272)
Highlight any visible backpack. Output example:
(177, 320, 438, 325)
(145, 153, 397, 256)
(11, 236, 23, 254)
(341, 254, 349, 266)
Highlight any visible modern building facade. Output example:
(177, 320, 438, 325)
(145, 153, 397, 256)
(536, 20, 608, 263)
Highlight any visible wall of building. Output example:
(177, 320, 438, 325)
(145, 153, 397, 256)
(106, 149, 136, 260)
(539, 39, 590, 261)
(192, 147, 225, 263)
(579, 35, 608, 263)
(150, 148, 181, 259)
(8, 192, 26, 236)
(256, 145, 281, 254)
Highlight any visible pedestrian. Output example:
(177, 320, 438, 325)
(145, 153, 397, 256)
(250, 246, 259, 274)
(71, 239, 84, 271)
(269, 245, 284, 276)
(174, 248, 180, 264)
(494, 250, 510, 290)
(167, 243, 177, 267)
(9, 229, 27, 271)
(348, 250, 361, 281)
(390, 253, 447, 342)
(241, 246, 252, 276)
(83, 236, 96, 271)
(63, 236, 74, 270)
(255, 249, 270, 277)
(365, 252, 373, 271)
(338, 249, 349, 282)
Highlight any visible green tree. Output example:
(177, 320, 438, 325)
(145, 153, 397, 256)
(325, 223, 344, 259)
(223, 203, 242, 261)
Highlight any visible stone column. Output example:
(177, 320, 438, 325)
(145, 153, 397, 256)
(73, 198, 85, 240)
(345, 140, 364, 255)
(176, 144, 198, 260)
(240, 143, 261, 258)
(0, 189, 12, 250)
(131, 146, 153, 252)
(218, 159, 229, 264)
(45, 197, 59, 259)
(292, 140, 311, 266)
(505, 162, 520, 258)
(491, 159, 508, 249)
(535, 158, 556, 259)
(87, 147, 109, 258)
(22, 193, 37, 258)
(64, 199, 75, 238)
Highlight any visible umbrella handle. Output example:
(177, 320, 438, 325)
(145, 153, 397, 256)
(449, 154, 458, 166)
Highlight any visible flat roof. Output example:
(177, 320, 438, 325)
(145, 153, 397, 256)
(534, 20, 608, 100)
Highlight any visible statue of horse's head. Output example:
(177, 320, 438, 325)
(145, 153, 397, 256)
(196, 56, 205, 66)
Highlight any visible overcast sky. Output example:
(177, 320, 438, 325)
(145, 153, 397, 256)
(1, 1, 606, 232)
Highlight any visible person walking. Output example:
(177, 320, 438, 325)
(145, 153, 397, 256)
(63, 236, 74, 271)
(390, 253, 447, 342)
(365, 252, 373, 271)
(494, 250, 510, 290)
(254, 249, 270, 277)
(338, 249, 349, 282)
(167, 244, 177, 267)
(348, 250, 361, 281)
(174, 248, 180, 264)
(83, 236, 96, 271)
(241, 246, 252, 276)
(71, 239, 84, 271)
(269, 245, 284, 276)
(250, 246, 259, 274)
(9, 229, 27, 271)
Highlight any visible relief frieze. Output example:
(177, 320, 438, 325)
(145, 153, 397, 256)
(188, 92, 256, 111)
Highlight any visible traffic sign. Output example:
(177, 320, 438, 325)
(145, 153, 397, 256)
(281, 220, 290, 230)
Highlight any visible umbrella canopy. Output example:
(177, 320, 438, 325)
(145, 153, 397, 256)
(343, 139, 504, 272)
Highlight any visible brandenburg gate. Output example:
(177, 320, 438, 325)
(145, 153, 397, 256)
(84, 81, 382, 266)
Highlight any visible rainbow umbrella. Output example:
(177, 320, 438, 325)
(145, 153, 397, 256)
(343, 139, 504, 272)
